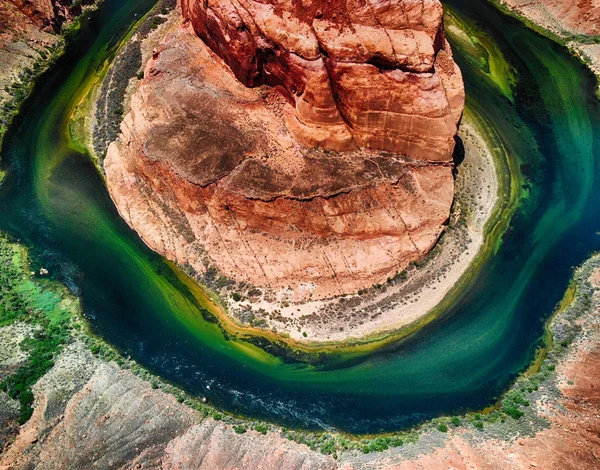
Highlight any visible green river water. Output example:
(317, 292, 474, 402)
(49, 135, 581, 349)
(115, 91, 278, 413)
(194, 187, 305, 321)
(0, 0, 598, 433)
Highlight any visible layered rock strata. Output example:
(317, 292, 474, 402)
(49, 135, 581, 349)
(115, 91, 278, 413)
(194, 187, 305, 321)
(105, 2, 464, 300)
(7, 0, 78, 32)
(181, 0, 464, 157)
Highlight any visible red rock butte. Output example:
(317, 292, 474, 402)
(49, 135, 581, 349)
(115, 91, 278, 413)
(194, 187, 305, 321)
(105, 0, 465, 300)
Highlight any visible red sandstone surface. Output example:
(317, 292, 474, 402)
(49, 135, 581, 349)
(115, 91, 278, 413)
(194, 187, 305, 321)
(6, 0, 76, 32)
(181, 0, 464, 157)
(105, 1, 464, 300)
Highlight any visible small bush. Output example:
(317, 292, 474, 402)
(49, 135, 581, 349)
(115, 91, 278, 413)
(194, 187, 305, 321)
(233, 425, 247, 434)
(503, 406, 524, 419)
(254, 423, 268, 435)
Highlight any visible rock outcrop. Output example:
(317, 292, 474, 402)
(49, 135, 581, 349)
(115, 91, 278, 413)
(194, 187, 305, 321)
(6, 0, 78, 32)
(499, 0, 599, 36)
(182, 0, 463, 158)
(105, 2, 464, 301)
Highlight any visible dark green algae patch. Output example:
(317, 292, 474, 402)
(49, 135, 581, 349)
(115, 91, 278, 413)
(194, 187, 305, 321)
(0, 0, 599, 434)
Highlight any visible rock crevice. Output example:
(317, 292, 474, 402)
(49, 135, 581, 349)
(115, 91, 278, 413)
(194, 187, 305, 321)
(181, 0, 463, 157)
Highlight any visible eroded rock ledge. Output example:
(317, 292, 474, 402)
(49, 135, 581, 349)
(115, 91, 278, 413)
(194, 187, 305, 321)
(7, 0, 86, 32)
(105, 1, 464, 301)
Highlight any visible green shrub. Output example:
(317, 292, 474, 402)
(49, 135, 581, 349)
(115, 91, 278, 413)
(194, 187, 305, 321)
(319, 439, 336, 455)
(502, 406, 524, 419)
(233, 425, 247, 434)
(254, 423, 268, 435)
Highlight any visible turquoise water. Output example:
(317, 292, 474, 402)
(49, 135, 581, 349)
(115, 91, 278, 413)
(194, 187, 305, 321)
(0, 0, 598, 433)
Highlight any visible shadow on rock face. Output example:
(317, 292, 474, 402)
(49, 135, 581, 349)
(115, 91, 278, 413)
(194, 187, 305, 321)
(453, 135, 466, 172)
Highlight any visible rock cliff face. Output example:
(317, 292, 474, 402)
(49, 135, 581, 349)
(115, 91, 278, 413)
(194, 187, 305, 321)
(6, 0, 78, 32)
(105, 2, 464, 300)
(500, 0, 599, 36)
(181, 0, 463, 159)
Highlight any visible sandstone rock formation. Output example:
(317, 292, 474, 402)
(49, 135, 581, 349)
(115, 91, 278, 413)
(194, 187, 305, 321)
(500, 0, 599, 36)
(105, 2, 464, 301)
(6, 0, 78, 32)
(182, 0, 464, 157)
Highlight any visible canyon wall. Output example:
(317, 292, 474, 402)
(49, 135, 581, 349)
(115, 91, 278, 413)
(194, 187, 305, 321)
(6, 0, 79, 32)
(181, 0, 464, 158)
(499, 0, 599, 36)
(105, 1, 464, 301)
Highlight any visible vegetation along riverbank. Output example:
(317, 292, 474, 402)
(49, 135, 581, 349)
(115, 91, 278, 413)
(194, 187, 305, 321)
(1, 232, 599, 467)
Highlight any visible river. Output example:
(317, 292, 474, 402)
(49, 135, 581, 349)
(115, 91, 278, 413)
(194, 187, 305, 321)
(0, 0, 598, 433)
